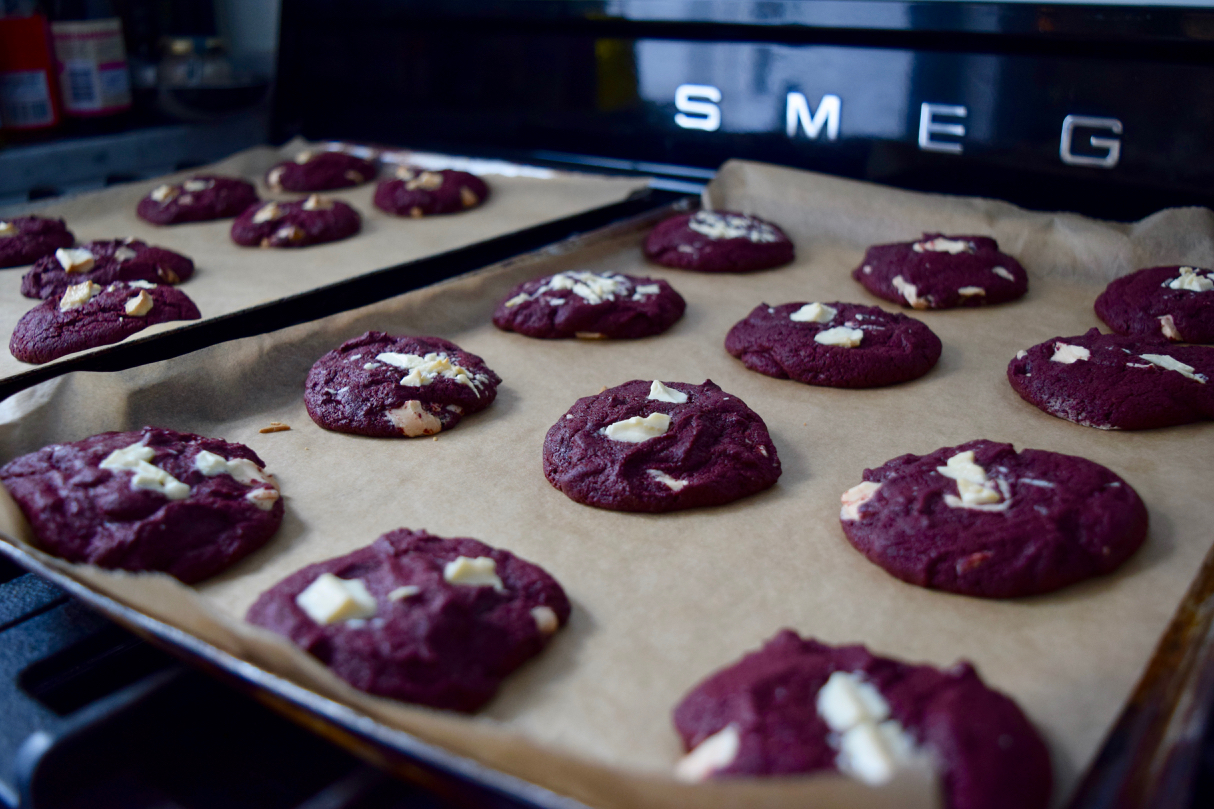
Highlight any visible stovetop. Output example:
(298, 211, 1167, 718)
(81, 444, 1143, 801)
(0, 553, 510, 809)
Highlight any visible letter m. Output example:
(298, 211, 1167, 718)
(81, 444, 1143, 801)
(786, 93, 841, 141)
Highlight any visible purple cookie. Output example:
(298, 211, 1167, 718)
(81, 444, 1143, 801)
(10, 280, 201, 364)
(725, 301, 942, 388)
(853, 233, 1028, 310)
(230, 195, 361, 248)
(0, 426, 283, 583)
(21, 238, 195, 300)
(305, 332, 501, 438)
(136, 176, 260, 225)
(1007, 328, 1214, 430)
(644, 210, 794, 273)
(265, 149, 378, 192)
(543, 379, 781, 513)
(1095, 265, 1214, 344)
(673, 630, 1051, 809)
(0, 216, 75, 268)
(839, 439, 1148, 598)
(245, 528, 570, 712)
(373, 166, 489, 217)
(492, 271, 686, 340)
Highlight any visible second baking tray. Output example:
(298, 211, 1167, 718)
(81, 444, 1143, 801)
(0, 141, 652, 392)
(1, 159, 1213, 808)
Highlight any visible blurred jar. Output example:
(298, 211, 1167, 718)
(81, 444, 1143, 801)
(48, 0, 133, 120)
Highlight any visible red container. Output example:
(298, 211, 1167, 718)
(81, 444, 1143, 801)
(0, 14, 62, 131)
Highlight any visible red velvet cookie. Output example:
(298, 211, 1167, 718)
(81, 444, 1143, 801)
(543, 379, 781, 513)
(853, 234, 1028, 309)
(304, 332, 501, 438)
(21, 238, 194, 300)
(1007, 328, 1214, 429)
(492, 270, 685, 340)
(136, 176, 260, 225)
(373, 166, 488, 217)
(245, 528, 570, 712)
(673, 630, 1052, 809)
(725, 301, 941, 388)
(230, 195, 361, 248)
(0, 426, 283, 583)
(644, 210, 794, 273)
(0, 216, 75, 268)
(1095, 265, 1214, 344)
(10, 280, 201, 364)
(838, 439, 1148, 598)
(265, 149, 377, 192)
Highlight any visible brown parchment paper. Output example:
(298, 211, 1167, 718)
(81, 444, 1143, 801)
(3, 158, 1214, 809)
(0, 139, 649, 382)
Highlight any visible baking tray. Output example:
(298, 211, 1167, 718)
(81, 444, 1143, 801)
(0, 160, 1212, 808)
(0, 141, 651, 391)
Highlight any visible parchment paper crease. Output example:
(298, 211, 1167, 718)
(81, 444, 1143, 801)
(0, 139, 649, 382)
(3, 158, 1214, 808)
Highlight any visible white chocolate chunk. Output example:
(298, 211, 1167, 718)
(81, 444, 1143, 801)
(992, 266, 1015, 281)
(687, 211, 780, 243)
(817, 670, 890, 730)
(100, 442, 190, 500)
(443, 556, 505, 591)
(385, 400, 443, 436)
(912, 236, 972, 254)
(815, 671, 921, 787)
(405, 171, 444, 191)
(295, 150, 316, 164)
(548, 298, 565, 306)
(1159, 315, 1181, 340)
(540, 271, 630, 305)
(295, 574, 377, 625)
(59, 281, 102, 311)
(0, 221, 16, 236)
(266, 167, 285, 189)
(56, 247, 95, 274)
(252, 202, 282, 224)
(891, 275, 928, 309)
(604, 413, 670, 443)
(814, 326, 863, 348)
(113, 246, 138, 262)
(531, 605, 559, 634)
(127, 280, 159, 290)
(504, 292, 530, 308)
(377, 351, 485, 395)
(839, 724, 900, 786)
(647, 469, 688, 491)
(937, 451, 1011, 510)
(193, 449, 272, 486)
(1166, 266, 1214, 293)
(958, 286, 985, 297)
(674, 725, 740, 782)
(1050, 343, 1090, 364)
(149, 184, 178, 203)
(124, 290, 154, 317)
(790, 302, 837, 323)
(245, 487, 280, 510)
(633, 283, 661, 296)
(1138, 353, 1208, 383)
(388, 585, 421, 601)
(182, 178, 213, 192)
(840, 481, 881, 520)
(302, 194, 334, 211)
(274, 225, 304, 243)
(647, 380, 688, 404)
